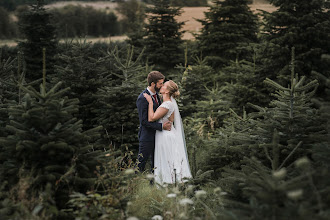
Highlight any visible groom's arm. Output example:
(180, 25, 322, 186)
(137, 96, 163, 131)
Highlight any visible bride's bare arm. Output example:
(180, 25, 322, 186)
(144, 93, 169, 122)
(169, 112, 174, 122)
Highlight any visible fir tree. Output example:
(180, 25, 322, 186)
(197, 0, 259, 67)
(0, 51, 40, 137)
(0, 50, 15, 139)
(116, 0, 146, 48)
(179, 55, 217, 118)
(261, 0, 330, 82)
(94, 45, 145, 151)
(143, 0, 185, 71)
(201, 49, 326, 178)
(218, 58, 271, 115)
(18, 0, 58, 82)
(0, 52, 103, 215)
(54, 39, 108, 130)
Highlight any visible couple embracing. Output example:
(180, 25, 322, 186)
(136, 71, 192, 185)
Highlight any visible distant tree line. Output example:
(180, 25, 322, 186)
(0, 0, 209, 12)
(0, 4, 122, 39)
(51, 5, 120, 38)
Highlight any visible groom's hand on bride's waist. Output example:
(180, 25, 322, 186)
(163, 121, 172, 131)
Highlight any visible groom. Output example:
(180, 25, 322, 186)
(136, 71, 171, 173)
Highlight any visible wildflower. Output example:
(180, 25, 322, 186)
(179, 198, 194, 206)
(287, 189, 303, 200)
(105, 153, 111, 157)
(167, 193, 176, 198)
(172, 187, 180, 194)
(186, 185, 194, 192)
(295, 157, 310, 169)
(124, 169, 135, 175)
(272, 168, 287, 180)
(151, 215, 163, 220)
(164, 211, 173, 218)
(146, 174, 154, 179)
(127, 201, 132, 206)
(213, 187, 222, 194)
(127, 217, 139, 220)
(179, 212, 188, 219)
(195, 190, 207, 199)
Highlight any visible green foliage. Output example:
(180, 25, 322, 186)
(179, 56, 217, 118)
(94, 45, 146, 151)
(170, 0, 208, 7)
(116, 0, 146, 47)
(66, 147, 137, 220)
(260, 0, 330, 82)
(18, 0, 58, 82)
(54, 39, 108, 130)
(0, 6, 18, 38)
(218, 59, 271, 115)
(0, 80, 103, 217)
(143, 0, 185, 71)
(51, 5, 120, 38)
(127, 182, 221, 219)
(0, 0, 27, 11)
(197, 0, 259, 67)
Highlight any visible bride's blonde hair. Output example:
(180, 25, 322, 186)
(167, 80, 180, 98)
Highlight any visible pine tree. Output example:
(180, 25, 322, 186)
(201, 48, 326, 178)
(0, 50, 15, 138)
(116, 0, 146, 48)
(54, 39, 108, 130)
(261, 0, 330, 82)
(0, 51, 40, 138)
(143, 0, 185, 71)
(94, 45, 145, 152)
(18, 0, 58, 82)
(0, 53, 103, 215)
(215, 52, 329, 219)
(179, 56, 217, 118)
(197, 0, 259, 68)
(310, 54, 330, 211)
(217, 58, 271, 115)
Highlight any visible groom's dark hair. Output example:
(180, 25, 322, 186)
(147, 71, 165, 86)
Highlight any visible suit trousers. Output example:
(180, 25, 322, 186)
(137, 141, 155, 173)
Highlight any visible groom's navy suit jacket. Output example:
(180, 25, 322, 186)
(136, 89, 162, 142)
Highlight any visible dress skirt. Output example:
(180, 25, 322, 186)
(154, 127, 192, 185)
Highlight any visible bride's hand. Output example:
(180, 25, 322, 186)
(143, 93, 153, 103)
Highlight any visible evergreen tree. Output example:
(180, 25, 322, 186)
(261, 0, 330, 82)
(0, 49, 15, 103)
(54, 39, 108, 130)
(0, 80, 103, 216)
(94, 45, 145, 152)
(0, 50, 15, 138)
(197, 0, 259, 67)
(212, 53, 329, 220)
(0, 51, 40, 137)
(179, 55, 217, 118)
(116, 0, 146, 48)
(201, 49, 326, 178)
(18, 0, 58, 82)
(143, 0, 185, 71)
(218, 58, 271, 114)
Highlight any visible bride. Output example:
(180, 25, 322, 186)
(143, 80, 192, 185)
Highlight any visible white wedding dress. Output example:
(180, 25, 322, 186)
(154, 97, 192, 185)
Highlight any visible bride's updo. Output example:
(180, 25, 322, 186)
(167, 80, 180, 98)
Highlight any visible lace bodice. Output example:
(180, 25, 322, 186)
(158, 101, 174, 123)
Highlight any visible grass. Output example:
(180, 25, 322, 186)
(127, 178, 172, 218)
